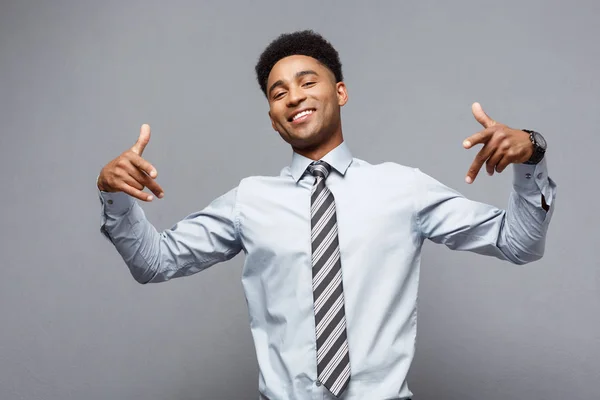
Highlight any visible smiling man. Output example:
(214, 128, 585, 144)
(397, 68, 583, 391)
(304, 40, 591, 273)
(97, 30, 557, 400)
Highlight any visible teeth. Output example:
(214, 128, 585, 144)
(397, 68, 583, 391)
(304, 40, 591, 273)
(293, 110, 313, 121)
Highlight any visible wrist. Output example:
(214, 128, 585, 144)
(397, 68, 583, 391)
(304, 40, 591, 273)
(97, 175, 109, 192)
(522, 129, 547, 165)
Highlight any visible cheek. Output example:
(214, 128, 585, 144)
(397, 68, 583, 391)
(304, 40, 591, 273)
(321, 97, 336, 118)
(269, 107, 283, 123)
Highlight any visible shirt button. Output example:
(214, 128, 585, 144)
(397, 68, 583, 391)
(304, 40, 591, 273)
(537, 173, 543, 179)
(107, 199, 113, 205)
(316, 381, 322, 387)
(525, 173, 532, 179)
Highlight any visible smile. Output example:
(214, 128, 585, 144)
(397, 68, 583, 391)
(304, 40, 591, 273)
(289, 109, 315, 123)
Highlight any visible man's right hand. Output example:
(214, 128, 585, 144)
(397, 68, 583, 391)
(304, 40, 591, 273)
(97, 124, 164, 202)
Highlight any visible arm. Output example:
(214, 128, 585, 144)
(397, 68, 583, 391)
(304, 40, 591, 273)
(416, 103, 557, 264)
(97, 123, 242, 283)
(99, 187, 242, 284)
(415, 158, 556, 264)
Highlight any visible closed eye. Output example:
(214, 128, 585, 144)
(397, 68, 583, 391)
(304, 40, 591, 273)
(302, 81, 316, 87)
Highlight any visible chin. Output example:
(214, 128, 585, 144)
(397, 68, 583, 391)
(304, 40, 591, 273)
(278, 122, 327, 147)
(291, 128, 321, 141)
(282, 129, 316, 144)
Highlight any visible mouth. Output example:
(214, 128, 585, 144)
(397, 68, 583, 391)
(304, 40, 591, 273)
(288, 108, 316, 124)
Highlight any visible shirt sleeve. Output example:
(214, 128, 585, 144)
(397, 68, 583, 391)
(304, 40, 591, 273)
(415, 158, 557, 264)
(98, 185, 243, 284)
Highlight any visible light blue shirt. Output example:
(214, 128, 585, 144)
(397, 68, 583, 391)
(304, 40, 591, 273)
(98, 142, 556, 400)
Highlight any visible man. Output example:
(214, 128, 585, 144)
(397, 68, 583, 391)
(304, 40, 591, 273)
(97, 30, 556, 400)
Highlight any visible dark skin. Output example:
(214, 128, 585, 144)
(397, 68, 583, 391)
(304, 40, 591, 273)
(97, 123, 164, 202)
(267, 55, 348, 161)
(465, 102, 532, 180)
(97, 54, 548, 211)
(266, 55, 548, 210)
(464, 103, 549, 211)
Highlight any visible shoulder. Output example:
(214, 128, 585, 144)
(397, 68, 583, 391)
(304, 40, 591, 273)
(349, 157, 420, 182)
(235, 170, 293, 199)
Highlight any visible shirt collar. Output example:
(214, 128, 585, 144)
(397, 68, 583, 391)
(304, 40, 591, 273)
(289, 141, 353, 182)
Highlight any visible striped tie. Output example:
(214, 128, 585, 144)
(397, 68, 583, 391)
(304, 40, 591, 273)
(307, 160, 351, 397)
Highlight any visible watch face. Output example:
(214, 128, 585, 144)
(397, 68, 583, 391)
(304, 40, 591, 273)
(533, 132, 547, 149)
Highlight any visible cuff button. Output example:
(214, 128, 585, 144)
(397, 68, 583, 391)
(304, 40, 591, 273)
(525, 173, 532, 179)
(107, 200, 113, 205)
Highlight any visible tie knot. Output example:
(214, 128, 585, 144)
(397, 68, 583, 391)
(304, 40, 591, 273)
(307, 160, 331, 180)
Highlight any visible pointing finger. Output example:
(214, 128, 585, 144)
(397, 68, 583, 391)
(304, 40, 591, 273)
(128, 152, 157, 178)
(128, 166, 165, 198)
(463, 126, 497, 149)
(131, 124, 151, 156)
(466, 143, 494, 184)
(471, 102, 496, 129)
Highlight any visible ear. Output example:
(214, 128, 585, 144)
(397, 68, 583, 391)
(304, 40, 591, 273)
(336, 82, 348, 107)
(268, 110, 278, 132)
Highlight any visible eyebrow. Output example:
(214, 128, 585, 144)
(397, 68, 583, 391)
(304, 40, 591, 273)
(268, 70, 319, 97)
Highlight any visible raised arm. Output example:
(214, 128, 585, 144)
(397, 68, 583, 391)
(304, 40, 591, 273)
(97, 124, 242, 283)
(416, 103, 557, 264)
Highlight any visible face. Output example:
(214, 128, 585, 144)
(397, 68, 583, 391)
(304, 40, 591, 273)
(266, 55, 348, 152)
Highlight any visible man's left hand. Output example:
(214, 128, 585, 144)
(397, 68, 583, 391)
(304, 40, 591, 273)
(463, 102, 533, 184)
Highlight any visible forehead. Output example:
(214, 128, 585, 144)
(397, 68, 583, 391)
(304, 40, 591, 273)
(267, 55, 333, 85)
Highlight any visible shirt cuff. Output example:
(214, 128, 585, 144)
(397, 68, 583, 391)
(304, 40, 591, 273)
(96, 174, 136, 216)
(512, 157, 553, 208)
(98, 190, 136, 216)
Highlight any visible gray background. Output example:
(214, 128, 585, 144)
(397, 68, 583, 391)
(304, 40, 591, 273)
(1, 1, 598, 399)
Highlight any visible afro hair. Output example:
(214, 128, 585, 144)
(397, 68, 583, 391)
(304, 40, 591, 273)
(255, 30, 344, 97)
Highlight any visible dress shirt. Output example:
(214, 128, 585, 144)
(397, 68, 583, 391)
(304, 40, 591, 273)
(98, 141, 557, 400)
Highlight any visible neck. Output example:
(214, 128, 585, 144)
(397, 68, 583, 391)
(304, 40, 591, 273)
(293, 130, 344, 161)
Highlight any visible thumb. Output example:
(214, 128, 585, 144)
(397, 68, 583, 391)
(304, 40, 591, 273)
(472, 102, 496, 128)
(131, 124, 151, 155)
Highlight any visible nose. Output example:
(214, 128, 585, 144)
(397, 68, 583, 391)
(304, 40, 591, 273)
(286, 85, 306, 107)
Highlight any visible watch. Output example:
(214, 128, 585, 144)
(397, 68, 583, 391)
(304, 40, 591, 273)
(523, 129, 547, 165)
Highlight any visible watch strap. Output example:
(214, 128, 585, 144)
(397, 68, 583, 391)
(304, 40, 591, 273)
(523, 129, 546, 165)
